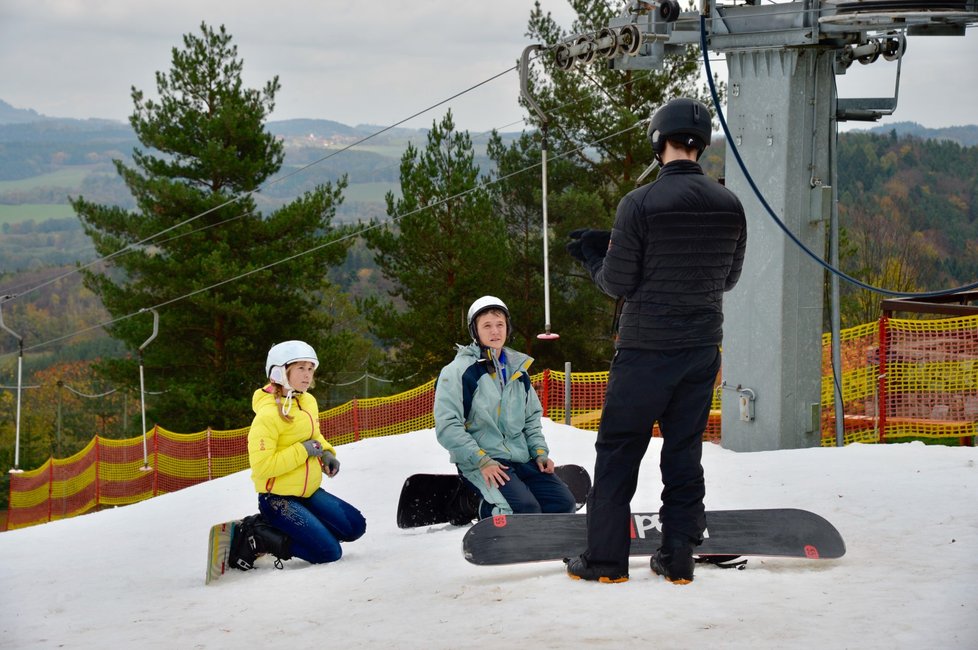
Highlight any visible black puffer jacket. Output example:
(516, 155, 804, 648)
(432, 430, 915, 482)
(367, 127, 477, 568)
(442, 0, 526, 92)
(588, 159, 747, 350)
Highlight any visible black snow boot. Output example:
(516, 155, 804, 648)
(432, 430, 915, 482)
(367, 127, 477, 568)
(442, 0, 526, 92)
(564, 554, 629, 583)
(229, 514, 293, 571)
(228, 517, 260, 570)
(447, 484, 481, 526)
(650, 534, 696, 585)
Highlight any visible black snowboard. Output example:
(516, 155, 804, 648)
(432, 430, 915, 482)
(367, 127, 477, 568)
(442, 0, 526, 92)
(396, 464, 592, 529)
(463, 509, 845, 565)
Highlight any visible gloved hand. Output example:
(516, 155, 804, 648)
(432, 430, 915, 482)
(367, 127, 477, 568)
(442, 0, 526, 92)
(566, 228, 611, 263)
(321, 450, 341, 477)
(302, 439, 325, 458)
(566, 236, 587, 263)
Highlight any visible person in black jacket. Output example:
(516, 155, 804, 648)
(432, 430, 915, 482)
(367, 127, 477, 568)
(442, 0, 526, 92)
(564, 98, 747, 584)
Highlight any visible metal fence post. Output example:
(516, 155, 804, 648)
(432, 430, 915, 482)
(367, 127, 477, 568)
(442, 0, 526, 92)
(564, 362, 572, 426)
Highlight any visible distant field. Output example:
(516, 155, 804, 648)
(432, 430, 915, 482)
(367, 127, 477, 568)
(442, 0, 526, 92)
(0, 186, 394, 224)
(0, 204, 77, 225)
(353, 140, 496, 159)
(0, 165, 104, 193)
(349, 144, 409, 158)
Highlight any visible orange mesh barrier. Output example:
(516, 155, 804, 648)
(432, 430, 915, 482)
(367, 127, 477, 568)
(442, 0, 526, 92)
(821, 321, 882, 445)
(535, 368, 721, 442)
(5, 382, 436, 530)
(821, 315, 978, 446)
(319, 379, 436, 447)
(876, 315, 978, 444)
(7, 315, 976, 529)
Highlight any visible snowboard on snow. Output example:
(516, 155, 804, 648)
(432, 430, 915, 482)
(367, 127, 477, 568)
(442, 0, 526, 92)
(396, 464, 592, 529)
(206, 519, 241, 585)
(462, 508, 845, 566)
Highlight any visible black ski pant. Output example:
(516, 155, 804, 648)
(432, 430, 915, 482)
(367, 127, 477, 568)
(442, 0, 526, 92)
(583, 345, 720, 570)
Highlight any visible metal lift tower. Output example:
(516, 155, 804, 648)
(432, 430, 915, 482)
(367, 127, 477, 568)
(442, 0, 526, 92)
(546, 0, 978, 451)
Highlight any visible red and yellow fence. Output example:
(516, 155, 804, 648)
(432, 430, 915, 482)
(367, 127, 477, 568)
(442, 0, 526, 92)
(822, 314, 978, 445)
(6, 314, 977, 530)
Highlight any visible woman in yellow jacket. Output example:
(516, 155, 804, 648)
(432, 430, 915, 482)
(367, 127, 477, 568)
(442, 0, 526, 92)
(247, 340, 366, 565)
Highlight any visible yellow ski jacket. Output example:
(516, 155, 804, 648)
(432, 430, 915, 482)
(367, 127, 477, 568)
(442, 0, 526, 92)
(248, 385, 335, 498)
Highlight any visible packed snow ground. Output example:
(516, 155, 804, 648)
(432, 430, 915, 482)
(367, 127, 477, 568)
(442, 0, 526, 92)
(1, 422, 976, 649)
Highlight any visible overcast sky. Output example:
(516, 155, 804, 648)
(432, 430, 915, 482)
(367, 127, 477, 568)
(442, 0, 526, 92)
(1, 0, 976, 134)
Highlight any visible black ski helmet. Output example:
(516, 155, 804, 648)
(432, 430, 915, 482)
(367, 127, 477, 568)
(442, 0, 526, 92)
(467, 295, 511, 344)
(647, 97, 713, 161)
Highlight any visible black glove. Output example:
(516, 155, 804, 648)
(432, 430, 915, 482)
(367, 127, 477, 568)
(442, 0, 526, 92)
(566, 238, 587, 263)
(321, 450, 341, 477)
(566, 228, 611, 263)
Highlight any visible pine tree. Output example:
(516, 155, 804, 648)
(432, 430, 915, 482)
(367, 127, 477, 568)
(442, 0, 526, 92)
(71, 23, 357, 431)
(362, 4, 716, 375)
(362, 111, 506, 383)
(474, 1, 716, 368)
(486, 130, 617, 369)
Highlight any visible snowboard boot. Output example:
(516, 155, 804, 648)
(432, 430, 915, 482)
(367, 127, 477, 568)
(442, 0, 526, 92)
(564, 554, 629, 584)
(228, 517, 260, 571)
(650, 534, 696, 585)
(229, 514, 293, 571)
(251, 515, 293, 568)
(447, 484, 481, 526)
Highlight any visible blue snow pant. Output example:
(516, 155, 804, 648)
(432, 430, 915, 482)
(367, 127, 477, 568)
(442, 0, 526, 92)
(258, 488, 366, 564)
(461, 459, 577, 519)
(583, 345, 720, 571)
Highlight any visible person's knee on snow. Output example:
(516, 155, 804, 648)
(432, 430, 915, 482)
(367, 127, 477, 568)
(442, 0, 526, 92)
(295, 531, 343, 564)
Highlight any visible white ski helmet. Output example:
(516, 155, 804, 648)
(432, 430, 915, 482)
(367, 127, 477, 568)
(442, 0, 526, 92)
(265, 340, 319, 378)
(467, 296, 511, 343)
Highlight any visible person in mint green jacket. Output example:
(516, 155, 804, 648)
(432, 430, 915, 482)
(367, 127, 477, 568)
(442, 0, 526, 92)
(434, 296, 576, 520)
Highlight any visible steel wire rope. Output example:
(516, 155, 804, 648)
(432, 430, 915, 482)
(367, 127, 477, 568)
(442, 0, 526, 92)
(0, 33, 671, 302)
(1, 45, 658, 355)
(4, 28, 728, 356)
(11, 119, 648, 356)
(61, 384, 118, 399)
(0, 208, 259, 299)
(2, 64, 522, 305)
(0, 3, 823, 306)
(698, 12, 978, 298)
(322, 373, 394, 388)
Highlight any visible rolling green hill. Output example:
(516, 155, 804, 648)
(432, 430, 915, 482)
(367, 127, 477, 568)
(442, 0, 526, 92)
(1, 108, 975, 290)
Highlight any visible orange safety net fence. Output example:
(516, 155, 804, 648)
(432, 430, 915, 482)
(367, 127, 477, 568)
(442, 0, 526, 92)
(7, 315, 977, 530)
(536, 368, 722, 443)
(823, 314, 978, 446)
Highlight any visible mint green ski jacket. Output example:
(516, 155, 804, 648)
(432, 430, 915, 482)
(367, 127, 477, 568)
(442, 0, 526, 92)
(433, 343, 549, 473)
